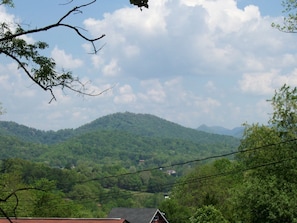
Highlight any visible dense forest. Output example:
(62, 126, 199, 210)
(1, 85, 297, 222)
(160, 85, 297, 223)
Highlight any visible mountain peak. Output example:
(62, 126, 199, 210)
(197, 124, 244, 138)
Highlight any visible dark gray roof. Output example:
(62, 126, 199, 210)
(108, 208, 167, 223)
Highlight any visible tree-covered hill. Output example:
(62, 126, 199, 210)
(0, 112, 240, 169)
(0, 121, 73, 144)
(0, 112, 240, 145)
(0, 134, 49, 160)
(76, 112, 240, 145)
(38, 129, 238, 169)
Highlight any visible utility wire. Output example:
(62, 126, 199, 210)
(78, 138, 297, 184)
(72, 138, 297, 202)
(53, 153, 297, 204)
(97, 155, 297, 202)
(2, 138, 297, 208)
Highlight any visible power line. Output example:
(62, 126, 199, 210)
(78, 138, 297, 184)
(97, 156, 297, 202)
(51, 153, 297, 204)
(23, 137, 294, 202)
(77, 138, 297, 202)
(2, 138, 297, 209)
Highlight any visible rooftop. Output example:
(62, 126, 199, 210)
(0, 218, 129, 223)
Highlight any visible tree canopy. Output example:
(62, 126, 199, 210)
(159, 84, 297, 223)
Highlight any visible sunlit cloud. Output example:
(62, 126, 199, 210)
(51, 47, 84, 69)
(0, 0, 295, 130)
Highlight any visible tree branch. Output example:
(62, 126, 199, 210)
(0, 0, 105, 54)
(0, 207, 13, 223)
(0, 0, 114, 102)
(0, 187, 46, 221)
(0, 48, 58, 102)
(0, 0, 148, 101)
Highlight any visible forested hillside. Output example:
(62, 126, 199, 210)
(0, 112, 240, 218)
(0, 112, 240, 145)
(0, 113, 240, 167)
(0, 121, 73, 144)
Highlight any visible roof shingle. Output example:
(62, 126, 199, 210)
(108, 208, 168, 223)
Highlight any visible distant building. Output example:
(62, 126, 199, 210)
(165, 170, 176, 176)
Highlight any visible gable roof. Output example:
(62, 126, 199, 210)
(0, 218, 129, 223)
(108, 208, 169, 223)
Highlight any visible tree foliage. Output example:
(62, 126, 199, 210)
(0, 158, 162, 218)
(269, 84, 297, 137)
(190, 205, 229, 223)
(272, 0, 297, 32)
(166, 159, 241, 222)
(161, 84, 297, 223)
(159, 199, 191, 223)
(231, 175, 297, 223)
(231, 84, 297, 222)
(0, 0, 148, 102)
(130, 0, 149, 9)
(232, 125, 297, 222)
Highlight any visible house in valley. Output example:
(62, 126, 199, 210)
(108, 208, 169, 223)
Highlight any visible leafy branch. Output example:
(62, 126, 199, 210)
(0, 0, 137, 102)
(272, 0, 297, 33)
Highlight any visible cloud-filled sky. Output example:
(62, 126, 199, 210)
(0, 0, 296, 131)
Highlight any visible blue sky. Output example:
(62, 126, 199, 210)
(1, 0, 296, 131)
(237, 0, 283, 16)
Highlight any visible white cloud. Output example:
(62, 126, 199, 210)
(194, 96, 221, 113)
(102, 59, 121, 77)
(279, 53, 297, 67)
(123, 45, 140, 58)
(239, 71, 277, 95)
(80, 0, 288, 81)
(91, 54, 105, 69)
(239, 69, 297, 95)
(51, 47, 83, 69)
(0, 5, 35, 44)
(0, 5, 16, 26)
(180, 0, 261, 33)
(139, 79, 167, 103)
(114, 84, 136, 104)
(2, 0, 297, 130)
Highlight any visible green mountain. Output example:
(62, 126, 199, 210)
(77, 112, 239, 145)
(0, 112, 240, 169)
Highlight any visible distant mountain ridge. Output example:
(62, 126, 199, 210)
(0, 112, 241, 144)
(76, 112, 239, 144)
(0, 112, 240, 168)
(197, 124, 244, 138)
(0, 121, 74, 144)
